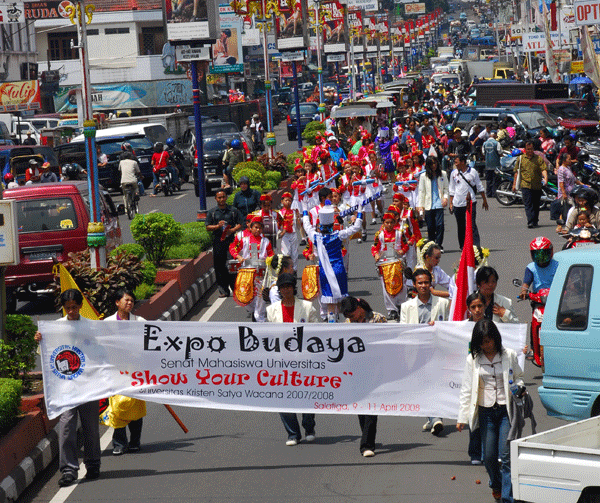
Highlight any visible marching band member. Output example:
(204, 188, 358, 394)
(394, 155, 419, 211)
(372, 212, 409, 320)
(350, 161, 368, 243)
(364, 150, 384, 225)
(319, 150, 338, 189)
(254, 193, 282, 251)
(396, 193, 422, 271)
(304, 160, 323, 210)
(290, 160, 308, 246)
(339, 161, 353, 206)
(278, 192, 299, 272)
(309, 187, 333, 227)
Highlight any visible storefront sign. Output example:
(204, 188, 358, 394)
(38, 319, 527, 420)
(175, 45, 211, 62)
(522, 31, 569, 52)
(0, 80, 40, 112)
(405, 3, 425, 15)
(0, 2, 25, 22)
(24, 1, 73, 20)
(574, 0, 600, 25)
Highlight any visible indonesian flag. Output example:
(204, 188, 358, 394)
(449, 201, 476, 320)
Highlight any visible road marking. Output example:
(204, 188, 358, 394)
(48, 428, 112, 503)
(175, 194, 186, 200)
(199, 296, 226, 322)
(148, 209, 158, 213)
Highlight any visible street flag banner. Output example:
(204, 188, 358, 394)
(542, 1, 561, 83)
(39, 320, 526, 420)
(449, 201, 476, 321)
(580, 25, 600, 88)
(53, 264, 101, 320)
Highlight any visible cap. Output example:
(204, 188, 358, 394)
(328, 136, 338, 142)
(387, 204, 401, 213)
(29, 158, 39, 165)
(319, 201, 335, 226)
(251, 215, 263, 225)
(383, 212, 395, 221)
(282, 191, 292, 199)
(453, 127, 462, 133)
(260, 194, 272, 202)
(41, 162, 51, 169)
(239, 176, 250, 184)
(276, 272, 297, 289)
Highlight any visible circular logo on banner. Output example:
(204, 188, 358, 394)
(51, 345, 85, 380)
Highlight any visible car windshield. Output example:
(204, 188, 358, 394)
(515, 111, 558, 129)
(203, 123, 238, 135)
(290, 104, 317, 116)
(546, 102, 598, 121)
(16, 197, 78, 233)
(203, 137, 229, 152)
(99, 137, 153, 156)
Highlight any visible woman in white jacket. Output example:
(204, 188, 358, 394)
(456, 320, 523, 503)
(417, 156, 448, 250)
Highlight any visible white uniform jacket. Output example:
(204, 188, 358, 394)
(266, 299, 319, 323)
(399, 295, 450, 324)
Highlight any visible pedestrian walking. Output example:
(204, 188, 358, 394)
(482, 131, 502, 197)
(512, 141, 547, 229)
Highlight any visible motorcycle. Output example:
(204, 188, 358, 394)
(494, 165, 558, 208)
(561, 226, 600, 250)
(156, 166, 174, 196)
(513, 278, 548, 368)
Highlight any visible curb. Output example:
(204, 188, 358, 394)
(0, 267, 217, 502)
(159, 267, 216, 321)
(0, 429, 58, 503)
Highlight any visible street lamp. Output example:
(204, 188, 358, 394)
(65, 0, 106, 269)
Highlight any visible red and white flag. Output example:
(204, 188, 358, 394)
(449, 201, 476, 320)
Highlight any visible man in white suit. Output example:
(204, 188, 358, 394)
(266, 273, 319, 445)
(400, 268, 450, 436)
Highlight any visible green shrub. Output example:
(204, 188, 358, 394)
(233, 168, 265, 188)
(232, 161, 265, 179)
(52, 250, 146, 317)
(227, 188, 241, 206)
(134, 282, 156, 300)
(0, 378, 22, 433)
(250, 185, 263, 193)
(265, 170, 282, 186)
(110, 243, 145, 260)
(264, 181, 277, 191)
(287, 151, 303, 172)
(0, 315, 38, 379)
(140, 260, 157, 285)
(166, 242, 202, 260)
(303, 121, 326, 133)
(131, 213, 184, 267)
(180, 222, 212, 252)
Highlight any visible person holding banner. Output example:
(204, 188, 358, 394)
(399, 268, 450, 436)
(105, 288, 146, 456)
(34, 289, 101, 487)
(457, 319, 524, 503)
(267, 273, 319, 446)
(341, 296, 386, 458)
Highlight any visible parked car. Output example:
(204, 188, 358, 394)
(452, 106, 560, 136)
(287, 102, 319, 141)
(56, 134, 155, 189)
(182, 121, 253, 197)
(3, 181, 122, 311)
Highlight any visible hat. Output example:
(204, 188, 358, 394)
(246, 213, 254, 221)
(276, 272, 297, 289)
(319, 150, 330, 160)
(383, 212, 395, 221)
(239, 176, 250, 184)
(251, 215, 263, 225)
(393, 193, 408, 202)
(294, 163, 304, 172)
(260, 194, 272, 202)
(282, 191, 292, 199)
(29, 158, 39, 165)
(319, 201, 335, 226)
(328, 136, 338, 142)
(453, 127, 462, 133)
(41, 162, 51, 170)
(252, 114, 259, 119)
(387, 204, 401, 213)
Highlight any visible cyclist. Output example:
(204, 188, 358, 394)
(119, 154, 142, 215)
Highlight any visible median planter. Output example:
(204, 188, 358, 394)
(0, 395, 58, 482)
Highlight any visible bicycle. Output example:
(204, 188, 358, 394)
(123, 182, 140, 220)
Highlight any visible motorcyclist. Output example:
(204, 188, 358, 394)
(61, 163, 87, 181)
(222, 138, 245, 189)
(165, 137, 186, 184)
(562, 185, 600, 232)
(163, 143, 180, 190)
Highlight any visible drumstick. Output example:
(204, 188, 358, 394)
(164, 404, 188, 433)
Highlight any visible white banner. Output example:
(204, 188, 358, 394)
(39, 320, 526, 420)
(522, 31, 569, 52)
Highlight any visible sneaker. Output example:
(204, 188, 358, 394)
(492, 489, 502, 500)
(112, 446, 125, 456)
(362, 231, 367, 241)
(305, 434, 315, 442)
(357, 238, 362, 243)
(422, 420, 432, 431)
(84, 467, 100, 480)
(58, 472, 77, 487)
(128, 445, 140, 452)
(370, 218, 377, 225)
(299, 238, 307, 246)
(362, 449, 375, 457)
(470, 459, 483, 465)
(431, 420, 444, 436)
(285, 439, 298, 446)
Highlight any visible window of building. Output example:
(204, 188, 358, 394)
(87, 29, 99, 36)
(48, 31, 77, 60)
(105, 27, 130, 35)
(139, 26, 165, 55)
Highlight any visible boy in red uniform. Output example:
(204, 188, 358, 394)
(278, 192, 299, 271)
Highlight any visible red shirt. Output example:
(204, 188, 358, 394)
(152, 151, 170, 173)
(282, 304, 294, 322)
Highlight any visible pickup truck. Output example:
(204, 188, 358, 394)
(511, 416, 600, 503)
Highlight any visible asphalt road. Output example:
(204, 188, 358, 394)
(20, 119, 569, 502)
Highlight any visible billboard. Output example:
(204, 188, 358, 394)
(210, 4, 243, 73)
(365, 16, 377, 52)
(346, 0, 378, 10)
(23, 0, 71, 20)
(0, 2, 24, 22)
(405, 3, 425, 15)
(574, 0, 600, 25)
(276, 0, 308, 51)
(322, 0, 345, 54)
(165, 0, 217, 43)
(521, 31, 569, 52)
(379, 19, 390, 52)
(0, 81, 40, 112)
(348, 10, 364, 54)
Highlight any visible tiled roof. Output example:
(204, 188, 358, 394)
(93, 0, 162, 13)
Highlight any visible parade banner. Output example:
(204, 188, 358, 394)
(348, 10, 364, 54)
(39, 320, 526, 420)
(276, 0, 307, 51)
(322, 0, 345, 54)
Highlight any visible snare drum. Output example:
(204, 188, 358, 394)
(227, 259, 242, 274)
(377, 258, 404, 297)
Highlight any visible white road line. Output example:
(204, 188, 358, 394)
(199, 296, 226, 322)
(148, 209, 158, 213)
(47, 428, 113, 503)
(175, 194, 186, 200)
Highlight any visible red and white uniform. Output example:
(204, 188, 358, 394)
(304, 171, 323, 210)
(397, 207, 422, 270)
(279, 207, 299, 271)
(290, 177, 305, 211)
(339, 172, 353, 204)
(229, 233, 274, 265)
(320, 161, 337, 188)
(394, 169, 418, 209)
(372, 227, 409, 311)
(350, 172, 367, 208)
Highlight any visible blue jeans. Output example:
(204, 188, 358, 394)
(468, 427, 482, 461)
(112, 418, 143, 449)
(279, 413, 315, 440)
(167, 165, 180, 187)
(424, 208, 445, 247)
(479, 405, 513, 503)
